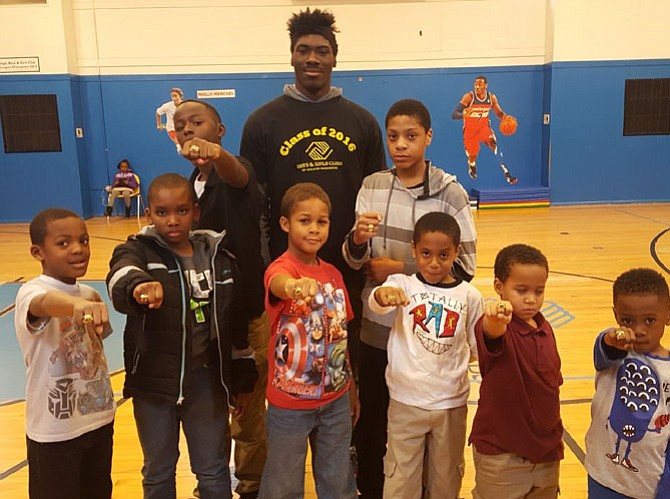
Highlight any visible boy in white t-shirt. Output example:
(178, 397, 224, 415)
(369, 211, 483, 499)
(14, 207, 115, 499)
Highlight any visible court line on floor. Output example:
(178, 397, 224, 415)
(0, 397, 129, 481)
(650, 227, 670, 275)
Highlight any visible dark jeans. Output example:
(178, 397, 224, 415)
(353, 342, 389, 499)
(133, 366, 231, 499)
(27, 421, 113, 499)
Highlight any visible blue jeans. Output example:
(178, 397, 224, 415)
(260, 393, 357, 499)
(133, 366, 231, 499)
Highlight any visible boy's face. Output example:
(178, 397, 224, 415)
(30, 217, 90, 285)
(291, 34, 336, 100)
(174, 101, 225, 148)
(614, 293, 670, 355)
(494, 263, 547, 324)
(386, 115, 432, 174)
(119, 162, 129, 172)
(146, 186, 200, 250)
(279, 197, 330, 264)
(411, 231, 459, 285)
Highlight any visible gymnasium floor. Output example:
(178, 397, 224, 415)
(1, 203, 669, 498)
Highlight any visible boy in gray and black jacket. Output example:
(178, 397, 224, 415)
(107, 173, 256, 499)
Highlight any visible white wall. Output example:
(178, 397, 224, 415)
(70, 0, 546, 75)
(0, 0, 73, 74)
(3, 1, 668, 77)
(551, 0, 670, 62)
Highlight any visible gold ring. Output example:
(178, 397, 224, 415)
(82, 313, 94, 325)
(140, 293, 149, 303)
(497, 302, 506, 311)
(388, 295, 396, 303)
(189, 144, 200, 154)
(294, 286, 302, 296)
(368, 224, 374, 232)
(616, 329, 626, 340)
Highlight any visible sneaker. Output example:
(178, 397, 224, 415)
(239, 492, 259, 499)
(104, 206, 113, 217)
(468, 163, 477, 180)
(620, 458, 639, 472)
(504, 171, 518, 184)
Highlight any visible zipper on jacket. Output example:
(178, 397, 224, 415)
(175, 259, 187, 405)
(211, 238, 232, 409)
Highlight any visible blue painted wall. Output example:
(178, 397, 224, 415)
(0, 75, 86, 221)
(1, 59, 668, 221)
(549, 59, 670, 204)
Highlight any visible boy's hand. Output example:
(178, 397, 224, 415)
(182, 138, 221, 166)
(482, 300, 513, 338)
(364, 258, 404, 286)
(374, 286, 409, 308)
(352, 212, 383, 245)
(133, 281, 164, 309)
(285, 277, 319, 301)
(73, 300, 109, 335)
(603, 326, 636, 351)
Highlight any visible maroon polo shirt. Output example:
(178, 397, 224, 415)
(469, 312, 564, 463)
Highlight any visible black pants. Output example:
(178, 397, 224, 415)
(27, 421, 114, 499)
(353, 342, 389, 499)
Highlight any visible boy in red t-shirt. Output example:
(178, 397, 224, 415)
(261, 182, 359, 498)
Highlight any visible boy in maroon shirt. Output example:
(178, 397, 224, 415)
(469, 244, 563, 499)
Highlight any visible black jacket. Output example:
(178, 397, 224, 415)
(106, 227, 257, 406)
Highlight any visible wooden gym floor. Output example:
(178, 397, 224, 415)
(1, 203, 669, 498)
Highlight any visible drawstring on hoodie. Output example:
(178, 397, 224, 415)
(383, 161, 432, 250)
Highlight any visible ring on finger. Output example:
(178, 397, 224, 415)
(497, 302, 506, 312)
(140, 293, 149, 303)
(616, 329, 626, 340)
(367, 224, 375, 233)
(388, 295, 396, 303)
(294, 286, 302, 296)
(82, 313, 94, 325)
(189, 144, 200, 154)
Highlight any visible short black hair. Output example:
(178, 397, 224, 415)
(117, 158, 131, 170)
(413, 212, 460, 246)
(288, 8, 339, 57)
(176, 99, 222, 123)
(613, 268, 670, 304)
(30, 208, 81, 245)
(385, 98, 431, 131)
(475, 75, 488, 84)
(147, 173, 197, 206)
(494, 244, 548, 282)
(280, 182, 331, 218)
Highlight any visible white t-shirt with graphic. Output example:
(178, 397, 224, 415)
(14, 275, 116, 442)
(369, 273, 483, 410)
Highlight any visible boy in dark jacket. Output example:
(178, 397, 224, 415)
(106, 173, 257, 499)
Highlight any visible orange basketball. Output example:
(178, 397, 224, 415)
(499, 115, 518, 135)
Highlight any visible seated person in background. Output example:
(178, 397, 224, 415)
(105, 159, 139, 218)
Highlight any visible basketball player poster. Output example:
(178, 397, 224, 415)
(452, 75, 518, 184)
(155, 87, 184, 154)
